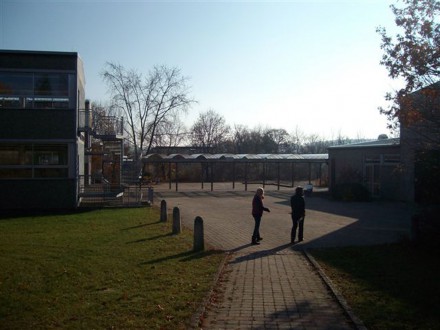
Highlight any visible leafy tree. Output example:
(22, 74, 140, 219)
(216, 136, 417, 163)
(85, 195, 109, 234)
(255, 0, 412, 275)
(102, 63, 195, 160)
(377, 0, 440, 139)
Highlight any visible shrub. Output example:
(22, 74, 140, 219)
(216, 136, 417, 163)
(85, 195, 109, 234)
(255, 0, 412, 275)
(411, 205, 440, 249)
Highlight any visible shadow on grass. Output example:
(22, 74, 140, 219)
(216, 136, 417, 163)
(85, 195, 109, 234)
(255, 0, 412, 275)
(121, 221, 161, 231)
(0, 208, 97, 220)
(126, 232, 174, 244)
(139, 249, 224, 265)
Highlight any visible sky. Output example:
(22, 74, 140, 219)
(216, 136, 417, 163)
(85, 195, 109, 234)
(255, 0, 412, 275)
(0, 0, 402, 140)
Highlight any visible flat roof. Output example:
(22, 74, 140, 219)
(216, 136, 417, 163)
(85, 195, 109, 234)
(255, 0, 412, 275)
(328, 138, 400, 150)
(0, 49, 78, 56)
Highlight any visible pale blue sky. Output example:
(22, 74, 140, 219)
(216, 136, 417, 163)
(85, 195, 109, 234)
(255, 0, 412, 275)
(1, 0, 400, 139)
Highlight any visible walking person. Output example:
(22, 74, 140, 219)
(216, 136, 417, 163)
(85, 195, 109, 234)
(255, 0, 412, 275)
(251, 187, 270, 245)
(290, 186, 306, 244)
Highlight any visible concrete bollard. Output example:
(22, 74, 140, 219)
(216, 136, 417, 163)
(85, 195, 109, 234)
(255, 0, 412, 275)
(160, 200, 167, 222)
(193, 216, 204, 252)
(172, 207, 181, 234)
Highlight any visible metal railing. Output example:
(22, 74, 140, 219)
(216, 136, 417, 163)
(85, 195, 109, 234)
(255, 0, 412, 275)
(78, 176, 144, 208)
(78, 110, 123, 137)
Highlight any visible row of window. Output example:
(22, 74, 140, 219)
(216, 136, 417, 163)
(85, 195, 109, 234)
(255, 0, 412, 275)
(0, 72, 76, 109)
(0, 143, 69, 179)
(0, 96, 71, 109)
(365, 154, 400, 164)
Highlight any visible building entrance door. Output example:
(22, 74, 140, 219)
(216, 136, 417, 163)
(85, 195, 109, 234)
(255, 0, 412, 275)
(365, 164, 380, 198)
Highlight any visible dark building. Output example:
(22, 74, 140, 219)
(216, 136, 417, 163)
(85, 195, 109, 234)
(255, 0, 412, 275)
(0, 50, 87, 209)
(328, 137, 401, 200)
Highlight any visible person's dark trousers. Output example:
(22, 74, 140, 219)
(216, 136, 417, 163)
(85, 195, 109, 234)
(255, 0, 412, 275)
(252, 215, 262, 242)
(291, 216, 304, 242)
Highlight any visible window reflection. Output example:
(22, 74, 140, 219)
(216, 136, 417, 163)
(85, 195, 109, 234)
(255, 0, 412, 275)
(0, 143, 69, 178)
(0, 72, 74, 109)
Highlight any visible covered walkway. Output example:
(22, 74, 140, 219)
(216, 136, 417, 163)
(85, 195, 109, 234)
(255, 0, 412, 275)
(142, 153, 328, 191)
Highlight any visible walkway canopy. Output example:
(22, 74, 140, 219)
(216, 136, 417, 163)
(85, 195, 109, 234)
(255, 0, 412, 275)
(142, 153, 328, 191)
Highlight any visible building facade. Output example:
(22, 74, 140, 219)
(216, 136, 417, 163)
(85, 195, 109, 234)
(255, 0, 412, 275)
(0, 50, 86, 209)
(328, 138, 402, 200)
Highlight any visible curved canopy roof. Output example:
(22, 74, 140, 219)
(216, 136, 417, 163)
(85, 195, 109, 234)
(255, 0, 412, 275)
(143, 153, 328, 163)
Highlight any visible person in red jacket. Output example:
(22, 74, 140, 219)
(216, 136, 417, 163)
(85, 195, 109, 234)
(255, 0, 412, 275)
(251, 187, 270, 245)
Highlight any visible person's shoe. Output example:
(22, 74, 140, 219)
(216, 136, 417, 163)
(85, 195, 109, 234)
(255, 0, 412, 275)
(298, 238, 303, 242)
(291, 240, 295, 244)
(257, 237, 263, 241)
(251, 240, 260, 245)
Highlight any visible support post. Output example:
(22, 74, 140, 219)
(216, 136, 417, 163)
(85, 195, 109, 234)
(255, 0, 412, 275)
(291, 162, 295, 188)
(245, 162, 248, 191)
(175, 162, 179, 192)
(148, 186, 154, 204)
(232, 162, 236, 189)
(210, 162, 214, 191)
(263, 162, 266, 188)
(277, 162, 280, 190)
(168, 164, 172, 190)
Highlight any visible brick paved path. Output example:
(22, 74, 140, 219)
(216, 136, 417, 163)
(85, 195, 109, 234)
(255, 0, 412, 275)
(155, 185, 410, 329)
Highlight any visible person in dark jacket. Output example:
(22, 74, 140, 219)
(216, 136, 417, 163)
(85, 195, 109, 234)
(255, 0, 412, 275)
(290, 186, 305, 244)
(251, 187, 270, 245)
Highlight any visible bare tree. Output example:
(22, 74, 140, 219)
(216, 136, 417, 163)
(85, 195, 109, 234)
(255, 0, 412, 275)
(190, 109, 230, 153)
(102, 63, 195, 160)
(231, 124, 252, 153)
(152, 112, 189, 151)
(264, 128, 290, 153)
(289, 126, 306, 153)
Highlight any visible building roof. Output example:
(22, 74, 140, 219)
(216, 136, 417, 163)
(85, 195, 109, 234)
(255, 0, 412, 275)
(328, 138, 400, 150)
(0, 49, 79, 56)
(143, 153, 328, 163)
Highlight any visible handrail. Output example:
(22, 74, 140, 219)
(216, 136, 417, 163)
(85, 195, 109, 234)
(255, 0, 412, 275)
(78, 109, 123, 137)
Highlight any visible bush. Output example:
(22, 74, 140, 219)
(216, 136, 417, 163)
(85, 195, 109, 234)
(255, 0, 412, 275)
(332, 183, 371, 202)
(411, 205, 440, 249)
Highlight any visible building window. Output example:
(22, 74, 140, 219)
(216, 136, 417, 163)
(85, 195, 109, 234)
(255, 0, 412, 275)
(0, 143, 69, 179)
(383, 154, 400, 164)
(0, 72, 75, 109)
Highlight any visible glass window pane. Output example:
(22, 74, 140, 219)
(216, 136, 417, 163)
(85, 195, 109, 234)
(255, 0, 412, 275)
(0, 168, 32, 178)
(0, 73, 33, 96)
(33, 144, 68, 165)
(34, 168, 68, 178)
(0, 144, 32, 165)
(0, 96, 21, 108)
(34, 74, 69, 97)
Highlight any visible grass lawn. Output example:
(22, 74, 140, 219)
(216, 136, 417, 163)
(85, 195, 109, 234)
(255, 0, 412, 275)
(310, 243, 440, 330)
(0, 207, 225, 329)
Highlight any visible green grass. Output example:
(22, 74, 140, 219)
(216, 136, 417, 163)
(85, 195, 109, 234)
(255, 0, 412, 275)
(0, 207, 225, 329)
(310, 243, 440, 330)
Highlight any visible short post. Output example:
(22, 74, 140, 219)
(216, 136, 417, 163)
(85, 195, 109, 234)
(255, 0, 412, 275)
(148, 186, 154, 204)
(193, 216, 204, 252)
(160, 199, 167, 222)
(172, 207, 181, 234)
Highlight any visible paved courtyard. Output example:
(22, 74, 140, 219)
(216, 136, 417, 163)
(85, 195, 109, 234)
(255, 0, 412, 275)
(154, 183, 411, 329)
